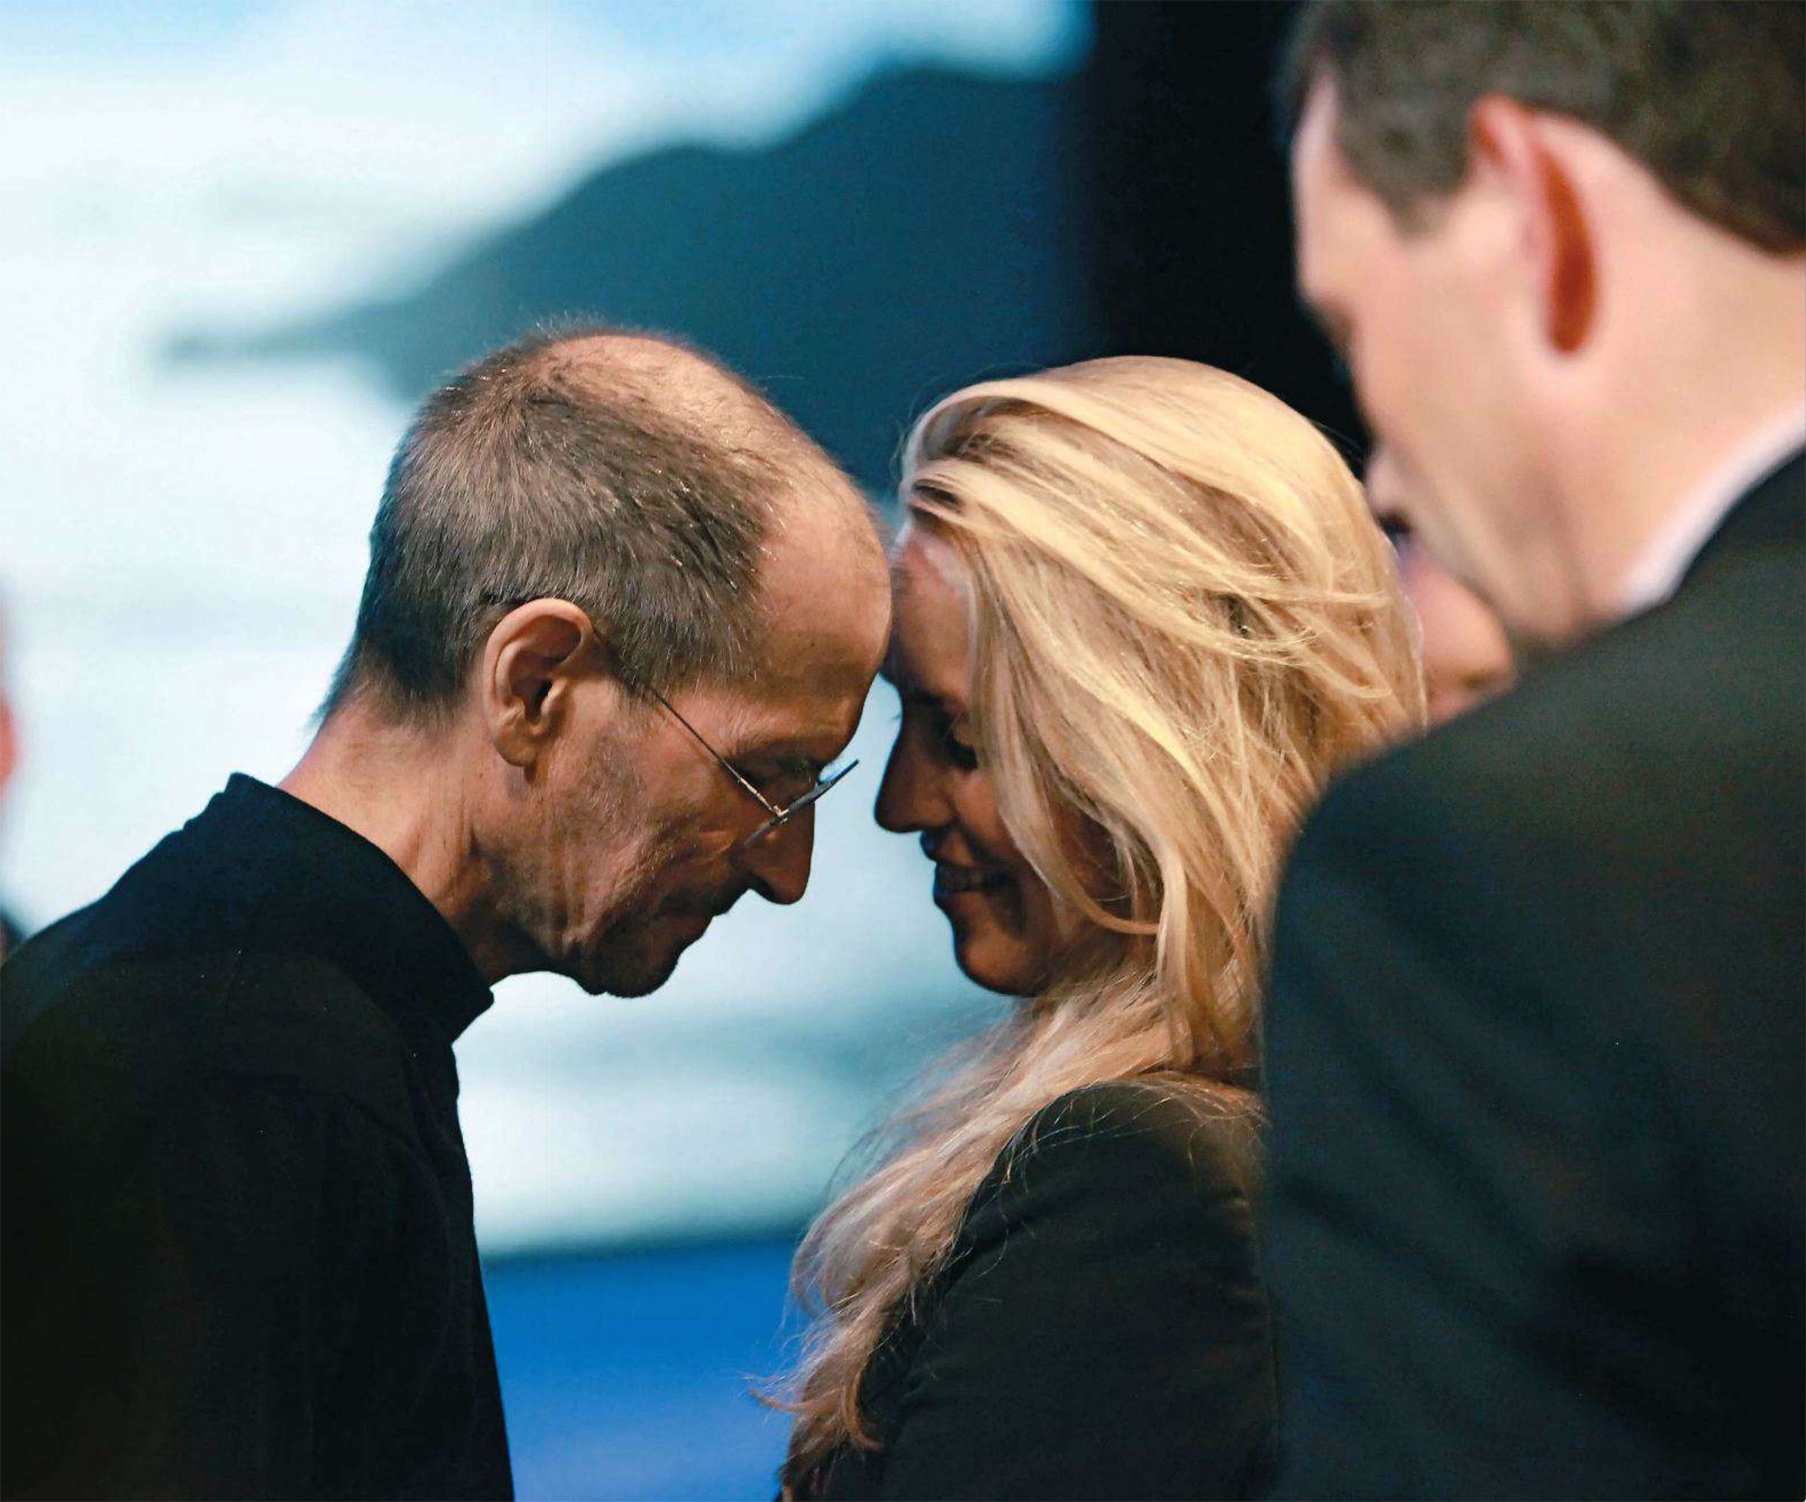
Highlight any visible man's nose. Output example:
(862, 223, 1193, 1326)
(734, 810, 814, 906)
(1365, 447, 1411, 525)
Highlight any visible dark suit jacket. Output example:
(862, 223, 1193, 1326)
(802, 1079, 1278, 1501)
(1263, 455, 1804, 1499)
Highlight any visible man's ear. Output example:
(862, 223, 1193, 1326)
(480, 599, 598, 770)
(1469, 95, 1598, 356)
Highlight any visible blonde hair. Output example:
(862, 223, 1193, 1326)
(778, 357, 1424, 1489)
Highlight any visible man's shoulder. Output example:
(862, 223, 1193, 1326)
(3, 893, 418, 1144)
(1316, 559, 1804, 866)
(1285, 558, 1803, 1043)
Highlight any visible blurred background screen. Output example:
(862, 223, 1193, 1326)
(0, 2, 1355, 1494)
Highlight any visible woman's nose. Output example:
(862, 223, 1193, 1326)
(875, 720, 946, 835)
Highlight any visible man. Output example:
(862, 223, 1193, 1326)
(1, 328, 890, 1498)
(1264, 4, 1803, 1498)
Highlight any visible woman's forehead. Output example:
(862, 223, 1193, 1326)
(892, 518, 967, 596)
(886, 529, 971, 704)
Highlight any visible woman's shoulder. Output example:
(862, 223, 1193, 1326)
(832, 1076, 1277, 1498)
(1014, 1075, 1261, 1182)
(964, 1076, 1265, 1242)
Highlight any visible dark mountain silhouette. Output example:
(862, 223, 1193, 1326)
(166, 65, 1099, 490)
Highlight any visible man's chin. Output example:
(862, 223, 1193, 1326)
(572, 915, 711, 998)
(586, 963, 677, 999)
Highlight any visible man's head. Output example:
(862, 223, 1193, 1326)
(1283, 2, 1805, 648)
(322, 328, 889, 996)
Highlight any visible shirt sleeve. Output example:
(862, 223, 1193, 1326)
(5, 1072, 450, 1500)
(871, 1086, 1277, 1501)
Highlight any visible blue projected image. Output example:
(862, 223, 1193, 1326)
(486, 1239, 800, 1500)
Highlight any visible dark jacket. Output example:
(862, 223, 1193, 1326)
(802, 1079, 1278, 1500)
(1263, 454, 1805, 1499)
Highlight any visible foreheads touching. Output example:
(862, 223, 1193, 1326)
(315, 326, 888, 995)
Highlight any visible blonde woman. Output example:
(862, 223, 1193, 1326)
(779, 357, 1424, 1500)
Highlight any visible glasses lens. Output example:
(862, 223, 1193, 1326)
(738, 760, 858, 850)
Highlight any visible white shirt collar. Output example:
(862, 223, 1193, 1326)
(1619, 408, 1806, 617)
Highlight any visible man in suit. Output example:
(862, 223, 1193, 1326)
(1, 327, 889, 1498)
(1264, 4, 1803, 1496)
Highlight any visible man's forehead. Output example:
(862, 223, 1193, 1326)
(760, 505, 888, 638)
(740, 573, 886, 720)
(1290, 76, 1345, 301)
(710, 673, 868, 762)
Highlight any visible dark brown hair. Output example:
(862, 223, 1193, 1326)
(1279, 1, 1804, 253)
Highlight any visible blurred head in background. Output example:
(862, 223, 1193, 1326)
(289, 327, 889, 997)
(1368, 451, 1515, 725)
(1285, 0, 1805, 651)
(784, 356, 1423, 1479)
(0, 597, 20, 961)
(0, 602, 15, 818)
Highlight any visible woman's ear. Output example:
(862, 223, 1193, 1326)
(479, 599, 596, 769)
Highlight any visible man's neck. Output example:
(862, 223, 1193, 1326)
(1615, 406, 1806, 617)
(280, 705, 521, 984)
(1558, 256, 1805, 641)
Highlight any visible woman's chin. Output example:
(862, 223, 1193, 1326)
(949, 920, 1041, 998)
(930, 871, 1049, 995)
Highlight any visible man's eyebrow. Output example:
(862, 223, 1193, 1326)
(771, 750, 826, 777)
(754, 719, 857, 766)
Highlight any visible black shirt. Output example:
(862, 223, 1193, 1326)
(1, 774, 513, 1500)
(798, 1080, 1277, 1501)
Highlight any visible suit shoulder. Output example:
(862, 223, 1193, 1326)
(1307, 564, 1803, 874)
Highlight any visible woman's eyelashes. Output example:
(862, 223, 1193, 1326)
(938, 712, 979, 771)
(897, 695, 981, 771)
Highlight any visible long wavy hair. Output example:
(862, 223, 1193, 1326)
(778, 357, 1424, 1490)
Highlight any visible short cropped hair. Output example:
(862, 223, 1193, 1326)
(1279, 1, 1805, 254)
(323, 327, 784, 722)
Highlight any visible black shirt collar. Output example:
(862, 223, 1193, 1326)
(205, 774, 495, 1045)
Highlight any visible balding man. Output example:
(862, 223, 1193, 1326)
(1, 329, 890, 1500)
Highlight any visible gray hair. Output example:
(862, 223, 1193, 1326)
(323, 326, 802, 723)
